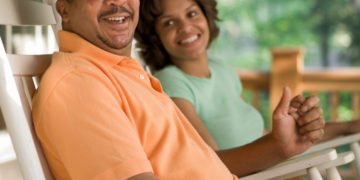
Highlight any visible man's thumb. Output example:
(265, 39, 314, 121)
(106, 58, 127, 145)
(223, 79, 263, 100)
(275, 86, 292, 112)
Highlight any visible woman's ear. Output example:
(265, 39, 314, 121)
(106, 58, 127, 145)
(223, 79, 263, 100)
(56, 0, 70, 23)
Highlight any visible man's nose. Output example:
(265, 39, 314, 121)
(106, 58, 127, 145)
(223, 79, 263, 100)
(104, 0, 126, 6)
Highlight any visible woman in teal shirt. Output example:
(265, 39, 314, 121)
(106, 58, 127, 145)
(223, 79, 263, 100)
(135, 0, 360, 150)
(154, 59, 264, 150)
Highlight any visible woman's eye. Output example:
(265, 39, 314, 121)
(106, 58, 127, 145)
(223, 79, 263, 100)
(188, 11, 197, 18)
(164, 20, 175, 27)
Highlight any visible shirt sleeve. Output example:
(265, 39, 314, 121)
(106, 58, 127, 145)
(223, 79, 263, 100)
(154, 69, 196, 106)
(37, 70, 153, 180)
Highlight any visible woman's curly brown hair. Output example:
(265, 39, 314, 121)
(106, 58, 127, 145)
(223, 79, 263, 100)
(135, 0, 220, 71)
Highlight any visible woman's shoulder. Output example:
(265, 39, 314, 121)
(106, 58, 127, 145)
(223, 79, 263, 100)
(154, 65, 185, 80)
(209, 59, 233, 70)
(209, 59, 236, 76)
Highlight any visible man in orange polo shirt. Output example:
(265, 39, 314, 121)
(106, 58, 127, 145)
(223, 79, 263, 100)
(32, 0, 325, 179)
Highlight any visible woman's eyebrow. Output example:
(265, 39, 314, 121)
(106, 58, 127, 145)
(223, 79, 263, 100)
(158, 2, 198, 19)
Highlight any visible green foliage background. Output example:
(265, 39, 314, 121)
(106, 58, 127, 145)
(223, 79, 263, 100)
(209, 0, 360, 128)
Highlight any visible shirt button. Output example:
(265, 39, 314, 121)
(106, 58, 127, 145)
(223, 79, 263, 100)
(139, 74, 145, 80)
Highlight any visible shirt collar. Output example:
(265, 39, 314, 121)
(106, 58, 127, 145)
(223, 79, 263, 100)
(58, 30, 132, 65)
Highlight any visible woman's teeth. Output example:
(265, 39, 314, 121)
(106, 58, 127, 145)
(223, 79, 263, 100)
(180, 35, 199, 45)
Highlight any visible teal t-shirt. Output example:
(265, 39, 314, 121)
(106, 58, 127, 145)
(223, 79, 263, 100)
(154, 60, 264, 150)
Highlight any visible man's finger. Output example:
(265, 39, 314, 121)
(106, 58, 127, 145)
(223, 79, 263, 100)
(299, 96, 320, 114)
(274, 86, 292, 115)
(290, 95, 305, 109)
(301, 129, 324, 143)
(298, 117, 325, 135)
(297, 107, 324, 126)
(289, 112, 300, 120)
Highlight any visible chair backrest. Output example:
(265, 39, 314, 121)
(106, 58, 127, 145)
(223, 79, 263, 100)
(0, 0, 56, 179)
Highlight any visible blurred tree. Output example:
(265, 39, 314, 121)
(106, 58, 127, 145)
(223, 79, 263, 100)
(211, 0, 360, 125)
(309, 0, 359, 67)
(211, 0, 360, 68)
(211, 0, 318, 69)
(343, 0, 360, 66)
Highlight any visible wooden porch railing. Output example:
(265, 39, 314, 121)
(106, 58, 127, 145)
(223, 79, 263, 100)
(1, 48, 359, 130)
(239, 48, 360, 129)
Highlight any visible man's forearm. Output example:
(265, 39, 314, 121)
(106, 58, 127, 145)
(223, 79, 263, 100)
(216, 134, 288, 177)
(321, 121, 353, 142)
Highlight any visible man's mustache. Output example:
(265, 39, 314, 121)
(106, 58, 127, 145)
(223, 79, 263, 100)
(98, 5, 134, 19)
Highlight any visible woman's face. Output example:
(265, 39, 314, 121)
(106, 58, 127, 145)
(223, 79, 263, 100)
(155, 0, 210, 63)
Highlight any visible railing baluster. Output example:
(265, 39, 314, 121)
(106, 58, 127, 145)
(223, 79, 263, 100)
(310, 91, 318, 97)
(252, 90, 260, 110)
(352, 92, 360, 120)
(330, 92, 339, 122)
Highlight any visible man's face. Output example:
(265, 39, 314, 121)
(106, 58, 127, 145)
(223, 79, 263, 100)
(57, 0, 139, 56)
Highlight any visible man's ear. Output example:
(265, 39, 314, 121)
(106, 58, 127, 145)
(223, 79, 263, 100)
(56, 0, 70, 23)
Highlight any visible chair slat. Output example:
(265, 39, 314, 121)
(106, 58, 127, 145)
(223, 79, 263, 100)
(0, 51, 52, 180)
(18, 77, 36, 110)
(7, 54, 52, 76)
(0, 26, 54, 180)
(0, 0, 56, 26)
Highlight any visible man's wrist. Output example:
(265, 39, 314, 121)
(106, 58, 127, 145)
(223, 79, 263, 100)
(266, 133, 292, 160)
(347, 121, 356, 134)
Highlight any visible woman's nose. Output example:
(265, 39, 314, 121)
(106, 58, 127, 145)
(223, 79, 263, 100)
(178, 20, 192, 34)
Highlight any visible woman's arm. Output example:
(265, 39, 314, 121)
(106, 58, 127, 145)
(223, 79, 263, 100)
(173, 88, 324, 177)
(219, 87, 325, 177)
(128, 172, 158, 180)
(172, 98, 219, 150)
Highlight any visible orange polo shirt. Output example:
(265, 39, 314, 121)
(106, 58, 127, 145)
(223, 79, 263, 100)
(32, 31, 236, 180)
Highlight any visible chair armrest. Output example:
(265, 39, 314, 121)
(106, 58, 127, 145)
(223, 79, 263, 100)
(239, 149, 338, 180)
(306, 132, 360, 154)
(274, 151, 355, 179)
